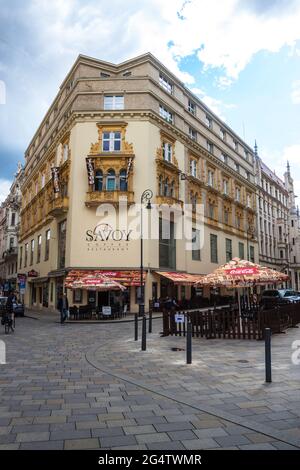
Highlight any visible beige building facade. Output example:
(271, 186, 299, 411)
(18, 53, 258, 312)
(0, 164, 23, 295)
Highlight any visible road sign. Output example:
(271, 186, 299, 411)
(175, 313, 185, 323)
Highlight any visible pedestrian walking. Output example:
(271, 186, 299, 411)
(57, 293, 69, 324)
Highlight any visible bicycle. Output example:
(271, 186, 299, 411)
(2, 314, 14, 334)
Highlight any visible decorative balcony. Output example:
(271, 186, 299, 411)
(156, 195, 183, 207)
(277, 240, 287, 249)
(48, 196, 69, 217)
(85, 190, 135, 208)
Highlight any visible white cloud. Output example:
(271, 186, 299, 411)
(291, 80, 300, 104)
(168, 0, 300, 84)
(190, 87, 236, 121)
(1, 0, 300, 158)
(0, 179, 11, 204)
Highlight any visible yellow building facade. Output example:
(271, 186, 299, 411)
(18, 53, 258, 312)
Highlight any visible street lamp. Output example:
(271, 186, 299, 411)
(139, 189, 153, 318)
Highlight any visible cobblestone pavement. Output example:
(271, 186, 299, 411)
(0, 312, 299, 450)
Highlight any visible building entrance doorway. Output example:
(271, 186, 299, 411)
(98, 291, 109, 308)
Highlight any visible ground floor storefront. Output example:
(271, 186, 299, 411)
(21, 268, 239, 315)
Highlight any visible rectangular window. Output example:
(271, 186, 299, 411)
(162, 142, 172, 162)
(58, 220, 67, 269)
(239, 242, 245, 259)
(210, 234, 218, 263)
(104, 95, 124, 110)
(159, 105, 173, 123)
(37, 234, 42, 264)
(30, 239, 34, 266)
(208, 203, 214, 219)
(207, 141, 213, 153)
(11, 213, 16, 226)
(235, 187, 241, 202)
(63, 144, 69, 162)
(246, 194, 251, 207)
(224, 210, 229, 225)
(19, 246, 23, 269)
(192, 228, 201, 261)
(190, 159, 197, 177)
(205, 115, 212, 128)
(45, 229, 50, 261)
(188, 99, 196, 115)
(159, 74, 173, 93)
(102, 131, 121, 151)
(249, 245, 255, 263)
(220, 153, 228, 164)
(220, 129, 225, 140)
(189, 127, 197, 141)
(223, 179, 228, 195)
(207, 170, 214, 187)
(225, 238, 232, 262)
(24, 243, 28, 267)
(159, 218, 176, 269)
(234, 140, 238, 151)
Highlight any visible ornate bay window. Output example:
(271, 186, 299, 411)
(85, 122, 134, 207)
(156, 131, 181, 206)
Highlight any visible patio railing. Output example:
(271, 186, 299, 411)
(161, 303, 300, 340)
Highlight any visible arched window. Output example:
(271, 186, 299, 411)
(119, 169, 127, 191)
(95, 170, 103, 191)
(159, 175, 163, 195)
(106, 169, 116, 191)
(164, 178, 169, 197)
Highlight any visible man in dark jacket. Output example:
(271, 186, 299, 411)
(5, 291, 15, 332)
(57, 293, 69, 324)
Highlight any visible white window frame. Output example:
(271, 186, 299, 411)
(205, 115, 212, 128)
(208, 170, 214, 187)
(189, 127, 197, 141)
(190, 159, 197, 178)
(207, 141, 213, 153)
(159, 74, 173, 94)
(162, 142, 172, 162)
(159, 105, 173, 123)
(104, 95, 124, 110)
(188, 99, 196, 115)
(236, 187, 241, 202)
(102, 131, 122, 152)
(223, 179, 228, 195)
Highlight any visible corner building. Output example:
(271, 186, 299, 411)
(19, 53, 258, 312)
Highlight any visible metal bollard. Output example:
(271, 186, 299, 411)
(149, 310, 152, 333)
(265, 328, 272, 383)
(141, 315, 147, 351)
(186, 319, 192, 364)
(134, 313, 138, 341)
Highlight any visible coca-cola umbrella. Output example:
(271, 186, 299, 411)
(195, 257, 289, 316)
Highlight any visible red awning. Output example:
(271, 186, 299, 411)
(65, 270, 146, 288)
(155, 271, 202, 285)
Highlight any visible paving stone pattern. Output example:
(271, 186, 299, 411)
(0, 311, 299, 450)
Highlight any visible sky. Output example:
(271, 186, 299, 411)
(0, 0, 300, 202)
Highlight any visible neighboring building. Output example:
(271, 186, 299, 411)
(255, 147, 300, 290)
(0, 163, 23, 295)
(284, 162, 300, 290)
(18, 53, 258, 312)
